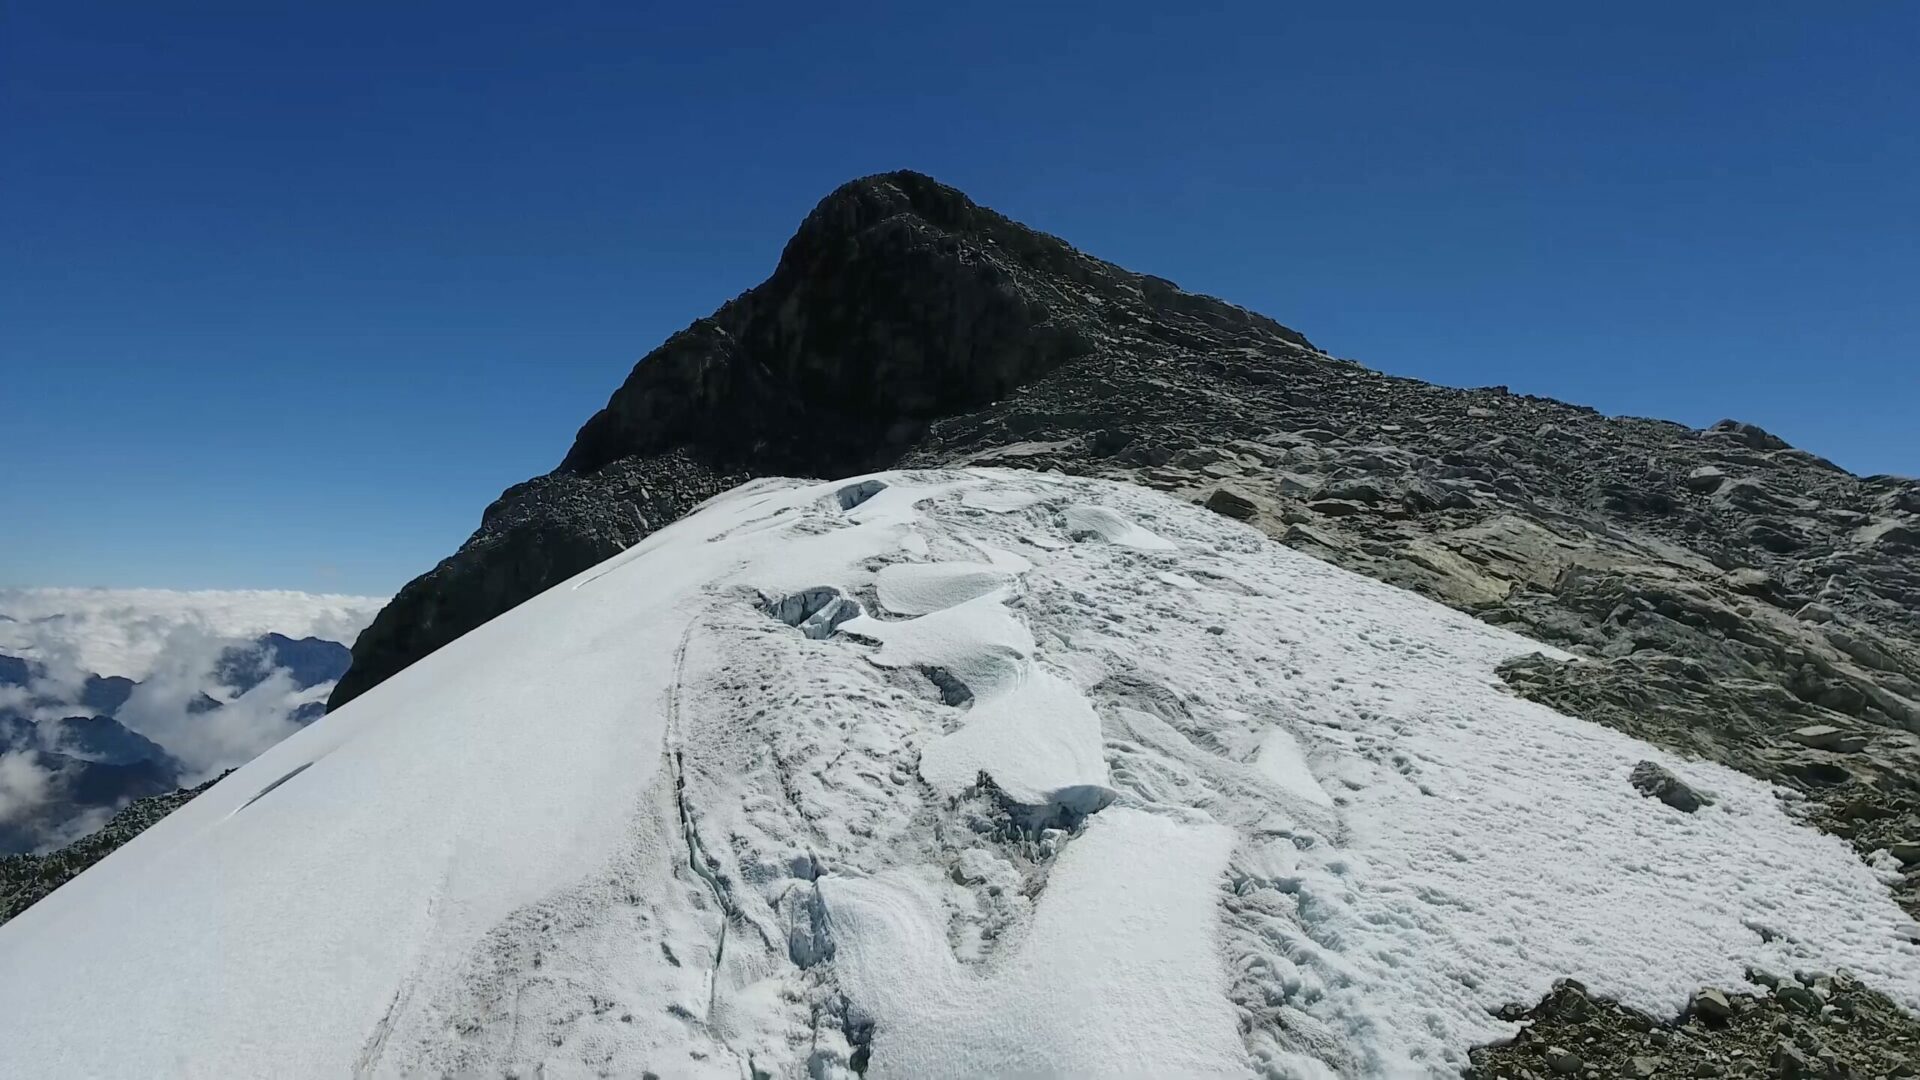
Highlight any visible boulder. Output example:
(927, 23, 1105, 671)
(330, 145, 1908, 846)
(1690, 987, 1736, 1023)
(1203, 488, 1259, 521)
(1322, 479, 1388, 503)
(1543, 1046, 1583, 1074)
(1770, 1040, 1814, 1079)
(1707, 419, 1793, 451)
(1685, 465, 1729, 493)
(1786, 725, 1868, 753)
(1631, 761, 1713, 813)
(1307, 499, 1367, 518)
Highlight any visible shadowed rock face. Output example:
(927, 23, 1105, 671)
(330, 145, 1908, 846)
(328, 170, 1311, 709)
(330, 174, 1920, 931)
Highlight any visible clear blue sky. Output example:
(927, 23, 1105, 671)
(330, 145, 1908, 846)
(3, 2, 1915, 596)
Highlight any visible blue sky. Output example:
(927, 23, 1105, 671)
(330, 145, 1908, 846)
(3, 2, 1914, 596)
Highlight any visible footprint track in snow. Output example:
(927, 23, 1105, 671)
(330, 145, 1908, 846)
(203, 469, 1919, 1080)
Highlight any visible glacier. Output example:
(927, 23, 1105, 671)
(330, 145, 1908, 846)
(0, 468, 1913, 1078)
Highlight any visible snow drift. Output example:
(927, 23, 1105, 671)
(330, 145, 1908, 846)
(0, 470, 1913, 1078)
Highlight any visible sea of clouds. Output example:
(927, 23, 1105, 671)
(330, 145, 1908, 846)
(0, 588, 384, 681)
(0, 589, 386, 848)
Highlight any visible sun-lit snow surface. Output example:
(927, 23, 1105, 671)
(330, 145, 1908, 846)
(0, 587, 385, 679)
(0, 470, 1914, 1079)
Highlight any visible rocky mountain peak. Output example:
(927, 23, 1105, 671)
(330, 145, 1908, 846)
(774, 170, 986, 268)
(329, 176, 1920, 953)
(328, 172, 1329, 709)
(557, 169, 1307, 479)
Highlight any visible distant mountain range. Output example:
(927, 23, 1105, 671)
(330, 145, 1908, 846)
(0, 633, 350, 852)
(0, 589, 381, 856)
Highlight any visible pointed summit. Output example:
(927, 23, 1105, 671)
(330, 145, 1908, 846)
(556, 169, 1309, 477)
(331, 173, 1319, 708)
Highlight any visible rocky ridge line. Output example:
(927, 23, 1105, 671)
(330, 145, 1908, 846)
(311, 171, 1920, 1063)
(327, 170, 1311, 709)
(333, 173, 1918, 924)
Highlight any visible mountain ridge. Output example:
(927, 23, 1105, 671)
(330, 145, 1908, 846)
(331, 170, 1920, 923)
(7, 469, 1917, 1077)
(328, 170, 1323, 709)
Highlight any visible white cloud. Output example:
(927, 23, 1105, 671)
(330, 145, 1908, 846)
(178, 671, 308, 781)
(0, 584, 389, 845)
(0, 588, 386, 681)
(108, 626, 314, 782)
(0, 588, 390, 831)
(0, 750, 55, 826)
(122, 671, 308, 783)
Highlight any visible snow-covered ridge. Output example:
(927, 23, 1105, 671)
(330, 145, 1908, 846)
(0, 470, 1912, 1078)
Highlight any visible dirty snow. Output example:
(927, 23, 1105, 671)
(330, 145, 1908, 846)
(0, 469, 1914, 1079)
(1250, 725, 1335, 808)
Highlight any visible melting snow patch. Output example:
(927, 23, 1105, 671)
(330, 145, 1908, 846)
(874, 562, 1016, 617)
(1062, 503, 1177, 550)
(917, 666, 1113, 820)
(822, 807, 1245, 1079)
(843, 592, 1033, 698)
(959, 488, 1044, 514)
(1251, 726, 1334, 808)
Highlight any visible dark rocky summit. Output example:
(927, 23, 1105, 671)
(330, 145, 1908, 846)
(319, 170, 1917, 1056)
(328, 170, 1311, 708)
(333, 174, 1919, 909)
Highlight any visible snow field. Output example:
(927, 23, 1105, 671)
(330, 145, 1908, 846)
(0, 468, 1914, 1079)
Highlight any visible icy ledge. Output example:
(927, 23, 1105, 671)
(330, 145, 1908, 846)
(0, 469, 1913, 1079)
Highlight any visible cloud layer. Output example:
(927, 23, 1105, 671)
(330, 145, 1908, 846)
(0, 588, 385, 681)
(0, 589, 385, 850)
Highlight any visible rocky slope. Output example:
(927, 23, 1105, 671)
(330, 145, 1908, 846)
(332, 172, 1920, 926)
(1469, 975, 1920, 1079)
(0, 773, 224, 927)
